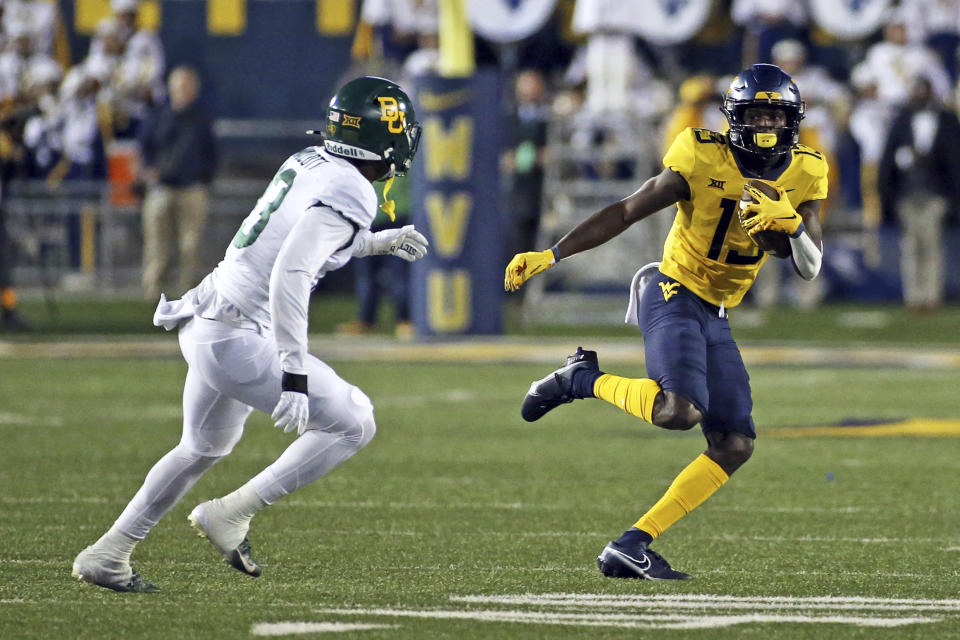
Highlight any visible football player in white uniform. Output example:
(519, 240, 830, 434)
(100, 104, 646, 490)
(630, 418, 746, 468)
(72, 76, 427, 592)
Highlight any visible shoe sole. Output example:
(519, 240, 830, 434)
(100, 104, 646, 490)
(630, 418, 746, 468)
(188, 509, 261, 578)
(521, 360, 592, 422)
(72, 564, 160, 592)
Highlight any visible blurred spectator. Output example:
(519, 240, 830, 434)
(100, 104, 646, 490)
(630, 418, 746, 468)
(571, 0, 642, 116)
(858, 9, 952, 109)
(3, 0, 60, 59)
(772, 39, 848, 166)
(504, 69, 550, 258)
(53, 54, 112, 182)
(91, 0, 163, 67)
(138, 66, 216, 300)
(355, 0, 438, 68)
(660, 74, 723, 152)
(848, 62, 892, 267)
(731, 0, 807, 65)
(110, 0, 165, 134)
(0, 195, 27, 330)
(337, 177, 414, 339)
(0, 105, 27, 331)
(89, 9, 165, 139)
(0, 19, 59, 103)
(900, 0, 960, 82)
(21, 57, 63, 178)
(878, 76, 960, 314)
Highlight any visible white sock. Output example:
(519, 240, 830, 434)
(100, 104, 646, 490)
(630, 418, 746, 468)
(218, 484, 266, 521)
(93, 525, 139, 562)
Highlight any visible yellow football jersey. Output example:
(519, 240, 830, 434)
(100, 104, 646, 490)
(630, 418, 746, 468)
(659, 127, 828, 308)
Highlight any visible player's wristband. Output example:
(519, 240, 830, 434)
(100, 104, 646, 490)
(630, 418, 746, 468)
(549, 246, 560, 262)
(281, 372, 308, 394)
(789, 221, 806, 239)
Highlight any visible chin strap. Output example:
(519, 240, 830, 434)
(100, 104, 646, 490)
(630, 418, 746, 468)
(379, 169, 397, 221)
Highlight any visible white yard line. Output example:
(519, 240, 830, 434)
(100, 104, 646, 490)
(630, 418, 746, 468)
(710, 505, 868, 513)
(313, 606, 938, 630)
(251, 622, 395, 635)
(277, 499, 563, 511)
(0, 412, 63, 427)
(452, 593, 960, 612)
(716, 534, 952, 544)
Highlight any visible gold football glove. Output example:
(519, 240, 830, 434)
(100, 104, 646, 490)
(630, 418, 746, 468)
(504, 249, 556, 291)
(739, 185, 803, 238)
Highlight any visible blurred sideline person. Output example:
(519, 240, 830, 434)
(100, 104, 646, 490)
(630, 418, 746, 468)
(138, 66, 216, 300)
(336, 174, 414, 339)
(848, 63, 892, 268)
(731, 0, 807, 65)
(660, 74, 724, 153)
(859, 9, 952, 109)
(505, 64, 826, 580)
(72, 76, 428, 592)
(878, 76, 960, 314)
(504, 69, 550, 259)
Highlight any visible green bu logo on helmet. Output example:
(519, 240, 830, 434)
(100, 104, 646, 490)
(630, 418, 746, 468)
(320, 76, 421, 175)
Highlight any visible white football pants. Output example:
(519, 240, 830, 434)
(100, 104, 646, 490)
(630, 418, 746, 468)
(112, 316, 375, 539)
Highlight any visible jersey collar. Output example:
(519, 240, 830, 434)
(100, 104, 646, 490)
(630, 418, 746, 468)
(730, 144, 793, 182)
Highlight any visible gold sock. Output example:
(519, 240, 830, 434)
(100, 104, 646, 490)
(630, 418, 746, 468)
(634, 454, 729, 539)
(593, 374, 661, 422)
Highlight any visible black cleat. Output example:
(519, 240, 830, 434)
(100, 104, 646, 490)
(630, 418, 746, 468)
(226, 538, 262, 577)
(597, 540, 692, 580)
(521, 347, 599, 422)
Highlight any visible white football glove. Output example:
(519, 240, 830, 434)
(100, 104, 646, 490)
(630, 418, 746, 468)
(361, 225, 429, 262)
(271, 391, 309, 435)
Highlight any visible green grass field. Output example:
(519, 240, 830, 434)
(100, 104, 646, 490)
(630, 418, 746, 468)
(0, 341, 958, 639)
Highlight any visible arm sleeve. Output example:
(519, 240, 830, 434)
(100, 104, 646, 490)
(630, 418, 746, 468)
(789, 229, 822, 280)
(352, 228, 374, 257)
(269, 207, 357, 374)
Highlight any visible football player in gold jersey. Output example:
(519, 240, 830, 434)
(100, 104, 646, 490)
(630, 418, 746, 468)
(504, 64, 827, 579)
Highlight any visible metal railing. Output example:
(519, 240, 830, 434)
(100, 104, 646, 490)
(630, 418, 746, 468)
(5, 178, 266, 296)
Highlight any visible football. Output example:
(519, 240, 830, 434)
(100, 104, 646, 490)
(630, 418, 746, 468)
(740, 179, 791, 259)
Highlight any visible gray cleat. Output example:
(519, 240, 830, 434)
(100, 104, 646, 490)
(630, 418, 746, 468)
(72, 547, 160, 593)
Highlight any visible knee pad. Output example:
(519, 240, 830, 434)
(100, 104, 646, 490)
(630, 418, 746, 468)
(303, 386, 376, 449)
(353, 413, 377, 449)
(181, 424, 245, 458)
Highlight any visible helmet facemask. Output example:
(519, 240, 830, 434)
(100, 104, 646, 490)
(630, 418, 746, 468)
(723, 99, 804, 158)
(390, 120, 422, 176)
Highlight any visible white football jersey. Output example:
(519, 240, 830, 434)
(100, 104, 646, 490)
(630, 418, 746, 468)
(211, 147, 378, 329)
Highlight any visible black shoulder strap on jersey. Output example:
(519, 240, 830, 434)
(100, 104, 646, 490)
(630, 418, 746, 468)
(308, 200, 362, 251)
